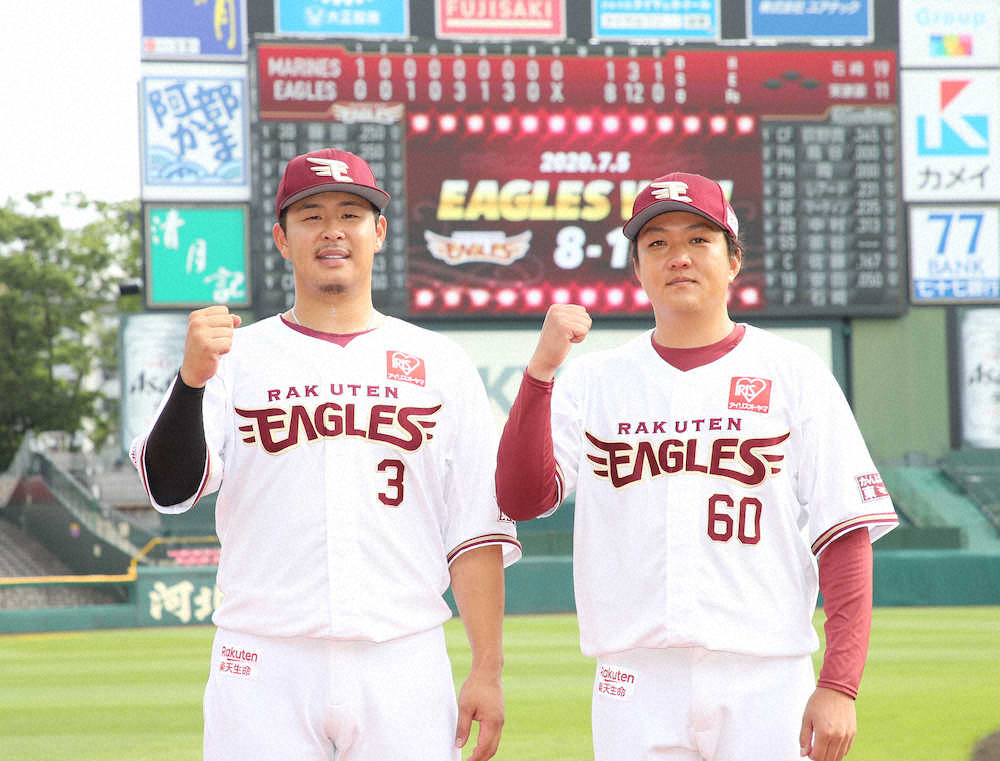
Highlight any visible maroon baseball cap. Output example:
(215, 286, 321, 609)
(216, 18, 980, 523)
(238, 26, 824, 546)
(275, 148, 390, 218)
(623, 172, 738, 241)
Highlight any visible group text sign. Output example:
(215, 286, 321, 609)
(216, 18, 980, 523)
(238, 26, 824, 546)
(899, 0, 1000, 68)
(140, 63, 250, 201)
(901, 70, 1000, 202)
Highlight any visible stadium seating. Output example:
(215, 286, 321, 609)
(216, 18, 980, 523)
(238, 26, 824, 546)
(0, 518, 120, 609)
(166, 547, 221, 566)
(940, 449, 1000, 534)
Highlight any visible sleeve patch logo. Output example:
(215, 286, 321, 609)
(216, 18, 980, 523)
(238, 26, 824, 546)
(856, 473, 889, 502)
(728, 376, 772, 413)
(386, 351, 426, 386)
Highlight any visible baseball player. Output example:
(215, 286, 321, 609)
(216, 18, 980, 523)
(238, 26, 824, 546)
(131, 148, 521, 761)
(495, 172, 897, 761)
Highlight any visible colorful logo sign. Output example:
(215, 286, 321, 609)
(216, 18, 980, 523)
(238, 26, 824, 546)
(902, 70, 1000, 201)
(930, 34, 973, 58)
(916, 80, 988, 156)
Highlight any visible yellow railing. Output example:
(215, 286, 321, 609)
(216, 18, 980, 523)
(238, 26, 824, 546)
(0, 535, 220, 587)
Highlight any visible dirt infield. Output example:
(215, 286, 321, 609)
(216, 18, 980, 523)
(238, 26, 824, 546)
(973, 731, 1000, 761)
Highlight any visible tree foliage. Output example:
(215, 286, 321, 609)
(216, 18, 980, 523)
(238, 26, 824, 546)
(0, 192, 141, 470)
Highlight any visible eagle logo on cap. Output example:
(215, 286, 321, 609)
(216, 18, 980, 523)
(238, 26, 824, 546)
(650, 181, 692, 202)
(308, 157, 353, 181)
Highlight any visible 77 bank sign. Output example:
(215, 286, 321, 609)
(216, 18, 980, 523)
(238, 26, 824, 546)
(909, 205, 1000, 302)
(901, 70, 1000, 201)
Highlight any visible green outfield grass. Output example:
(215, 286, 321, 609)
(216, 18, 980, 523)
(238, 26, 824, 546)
(1, 608, 998, 761)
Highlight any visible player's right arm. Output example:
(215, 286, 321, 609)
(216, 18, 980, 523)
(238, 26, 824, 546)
(179, 305, 243, 388)
(143, 307, 241, 506)
(525, 303, 592, 382)
(496, 305, 590, 521)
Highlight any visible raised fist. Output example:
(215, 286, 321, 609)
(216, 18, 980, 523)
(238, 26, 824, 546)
(179, 306, 242, 388)
(526, 304, 592, 382)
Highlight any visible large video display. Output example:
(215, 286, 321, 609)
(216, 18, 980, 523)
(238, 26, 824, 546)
(252, 41, 904, 319)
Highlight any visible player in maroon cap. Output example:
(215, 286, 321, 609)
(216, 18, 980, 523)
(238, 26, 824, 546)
(495, 172, 896, 761)
(131, 149, 521, 761)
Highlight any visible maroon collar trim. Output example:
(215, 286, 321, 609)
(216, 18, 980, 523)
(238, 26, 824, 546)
(280, 314, 374, 347)
(650, 324, 746, 371)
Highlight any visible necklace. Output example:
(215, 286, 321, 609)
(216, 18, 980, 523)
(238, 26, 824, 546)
(287, 305, 380, 330)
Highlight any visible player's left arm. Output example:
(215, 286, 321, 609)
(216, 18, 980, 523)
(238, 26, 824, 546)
(450, 545, 505, 761)
(799, 528, 873, 761)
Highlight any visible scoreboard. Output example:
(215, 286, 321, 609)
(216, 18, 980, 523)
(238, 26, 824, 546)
(251, 40, 905, 319)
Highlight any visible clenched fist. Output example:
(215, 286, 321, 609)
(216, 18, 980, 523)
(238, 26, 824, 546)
(526, 304, 592, 382)
(179, 306, 242, 388)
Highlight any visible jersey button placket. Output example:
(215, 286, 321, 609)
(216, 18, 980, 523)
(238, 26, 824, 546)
(665, 375, 702, 643)
(326, 439, 363, 631)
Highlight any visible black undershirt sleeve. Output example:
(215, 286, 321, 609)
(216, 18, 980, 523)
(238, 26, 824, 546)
(144, 372, 208, 506)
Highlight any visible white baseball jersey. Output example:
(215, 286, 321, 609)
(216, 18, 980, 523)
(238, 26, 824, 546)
(132, 315, 521, 641)
(548, 325, 896, 658)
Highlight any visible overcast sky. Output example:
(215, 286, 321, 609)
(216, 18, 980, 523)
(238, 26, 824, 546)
(0, 1, 141, 205)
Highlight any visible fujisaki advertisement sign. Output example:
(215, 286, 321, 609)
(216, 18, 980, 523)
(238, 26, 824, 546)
(436, 0, 566, 40)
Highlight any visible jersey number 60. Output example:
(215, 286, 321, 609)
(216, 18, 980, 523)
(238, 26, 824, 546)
(707, 494, 762, 545)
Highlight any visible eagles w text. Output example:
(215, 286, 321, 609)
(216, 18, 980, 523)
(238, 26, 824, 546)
(586, 430, 790, 488)
(236, 403, 441, 454)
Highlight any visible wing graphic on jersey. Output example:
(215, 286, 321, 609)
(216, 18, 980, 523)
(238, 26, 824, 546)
(238, 423, 256, 444)
(762, 452, 783, 476)
(587, 452, 610, 479)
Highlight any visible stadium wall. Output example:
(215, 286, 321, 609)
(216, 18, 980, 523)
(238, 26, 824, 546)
(851, 308, 952, 462)
(2, 550, 999, 634)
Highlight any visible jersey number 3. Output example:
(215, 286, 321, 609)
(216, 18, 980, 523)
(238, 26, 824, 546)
(707, 494, 762, 545)
(377, 458, 405, 507)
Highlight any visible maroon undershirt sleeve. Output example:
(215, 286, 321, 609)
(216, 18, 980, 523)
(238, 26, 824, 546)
(816, 527, 874, 699)
(495, 371, 561, 521)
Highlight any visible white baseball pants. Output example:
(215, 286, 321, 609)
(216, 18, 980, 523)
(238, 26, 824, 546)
(203, 625, 460, 761)
(592, 645, 815, 761)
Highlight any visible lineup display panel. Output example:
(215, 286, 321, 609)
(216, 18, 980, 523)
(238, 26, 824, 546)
(253, 41, 904, 319)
